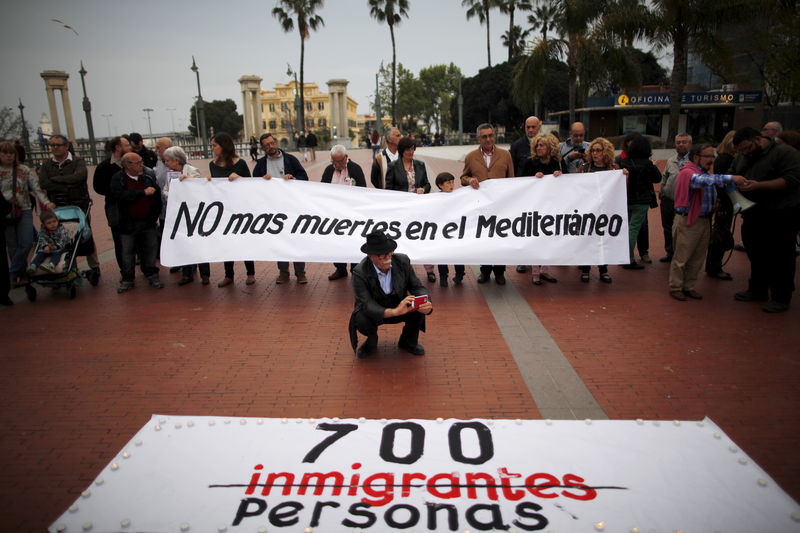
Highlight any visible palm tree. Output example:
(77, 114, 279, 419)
(462, 0, 501, 68)
(272, 0, 324, 133)
(498, 0, 532, 62)
(528, 3, 558, 41)
(501, 24, 531, 59)
(512, 38, 561, 116)
(368, 0, 410, 127)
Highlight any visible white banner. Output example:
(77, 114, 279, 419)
(50, 416, 799, 533)
(160, 172, 630, 266)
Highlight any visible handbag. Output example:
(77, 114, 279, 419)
(4, 169, 23, 224)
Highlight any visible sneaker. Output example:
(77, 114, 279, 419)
(147, 275, 164, 289)
(296, 273, 308, 284)
(26, 265, 39, 276)
(276, 271, 290, 284)
(117, 280, 134, 294)
(40, 262, 55, 273)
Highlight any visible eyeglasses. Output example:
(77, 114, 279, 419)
(49, 143, 67, 147)
(590, 148, 603, 153)
(479, 134, 494, 139)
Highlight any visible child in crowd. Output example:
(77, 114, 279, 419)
(27, 210, 70, 274)
(435, 172, 465, 287)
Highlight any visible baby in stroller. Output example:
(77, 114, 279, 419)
(27, 210, 70, 274)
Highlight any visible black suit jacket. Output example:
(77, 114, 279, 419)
(510, 135, 534, 175)
(320, 160, 367, 187)
(384, 159, 431, 193)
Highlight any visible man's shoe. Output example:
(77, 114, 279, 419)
(169, 266, 181, 273)
(682, 289, 702, 300)
(328, 270, 347, 281)
(622, 262, 645, 270)
(276, 271, 290, 284)
(427, 272, 436, 282)
(659, 255, 673, 263)
(734, 242, 746, 252)
(763, 301, 790, 313)
(201, 276, 210, 285)
(516, 265, 528, 273)
(495, 274, 506, 285)
(669, 290, 687, 301)
(296, 273, 308, 284)
(640, 254, 652, 264)
(734, 290, 768, 302)
(246, 275, 256, 285)
(147, 275, 164, 289)
(217, 277, 234, 287)
(398, 340, 425, 356)
(357, 336, 377, 358)
(708, 271, 733, 281)
(439, 277, 448, 287)
(117, 281, 134, 294)
(477, 273, 490, 284)
(453, 274, 463, 285)
(178, 276, 194, 286)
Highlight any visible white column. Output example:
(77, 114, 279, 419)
(46, 88, 61, 135)
(241, 90, 251, 139)
(61, 88, 76, 141)
(251, 90, 261, 135)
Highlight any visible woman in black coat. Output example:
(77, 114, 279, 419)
(384, 137, 431, 194)
(618, 136, 661, 269)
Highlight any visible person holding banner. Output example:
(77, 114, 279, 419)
(669, 145, 745, 301)
(349, 231, 433, 358)
(370, 127, 401, 189)
(321, 144, 366, 281)
(619, 136, 662, 270)
(520, 133, 563, 285)
(385, 136, 436, 282)
(210, 133, 258, 287)
(578, 137, 617, 283)
(460, 123, 515, 285)
(252, 132, 309, 285)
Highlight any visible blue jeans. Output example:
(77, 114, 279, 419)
(5, 209, 34, 278)
(32, 251, 63, 267)
(120, 226, 159, 282)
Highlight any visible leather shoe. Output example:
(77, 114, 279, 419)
(708, 271, 733, 281)
(328, 270, 347, 281)
(763, 301, 790, 313)
(477, 273, 490, 284)
(659, 255, 673, 263)
(734, 290, 768, 302)
(495, 274, 506, 285)
(439, 278, 448, 287)
(357, 337, 377, 358)
(398, 340, 425, 356)
(669, 290, 687, 301)
(682, 289, 702, 300)
(515, 265, 528, 273)
(622, 262, 645, 270)
(217, 277, 234, 287)
(178, 276, 194, 286)
(427, 272, 436, 283)
(453, 274, 463, 285)
(276, 271, 290, 284)
(296, 273, 308, 284)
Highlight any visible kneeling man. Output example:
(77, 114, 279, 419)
(350, 231, 433, 358)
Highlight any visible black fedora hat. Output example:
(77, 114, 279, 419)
(360, 231, 398, 255)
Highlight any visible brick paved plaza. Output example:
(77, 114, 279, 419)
(1, 147, 798, 531)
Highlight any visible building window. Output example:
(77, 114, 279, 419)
(269, 120, 276, 130)
(262, 120, 266, 130)
(306, 119, 314, 128)
(318, 118, 327, 128)
(280, 119, 288, 129)
(281, 102, 288, 112)
(318, 102, 324, 111)
(269, 103, 275, 113)
(306, 102, 313, 111)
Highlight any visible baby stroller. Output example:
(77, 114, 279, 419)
(25, 205, 95, 301)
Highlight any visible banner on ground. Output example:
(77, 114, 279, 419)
(160, 172, 630, 266)
(50, 416, 799, 533)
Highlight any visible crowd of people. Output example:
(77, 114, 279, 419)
(1, 118, 798, 320)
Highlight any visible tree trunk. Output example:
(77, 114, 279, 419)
(299, 33, 306, 133)
(390, 22, 397, 126)
(667, 28, 688, 148)
(486, 4, 492, 67)
(568, 34, 577, 125)
(508, 6, 514, 62)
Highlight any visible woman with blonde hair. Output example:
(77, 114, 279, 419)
(0, 141, 54, 285)
(520, 133, 562, 285)
(578, 137, 618, 283)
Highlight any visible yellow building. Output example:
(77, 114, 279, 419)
(239, 76, 358, 147)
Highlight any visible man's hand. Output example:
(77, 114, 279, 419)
(469, 177, 480, 190)
(418, 300, 433, 315)
(262, 174, 272, 180)
(731, 175, 746, 187)
(738, 179, 758, 192)
(144, 187, 156, 196)
(387, 295, 416, 318)
(568, 151, 583, 161)
(283, 174, 294, 180)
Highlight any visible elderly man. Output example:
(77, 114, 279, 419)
(510, 116, 542, 175)
(668, 145, 745, 301)
(349, 231, 433, 358)
(370, 127, 401, 189)
(37, 134, 100, 282)
(731, 127, 800, 313)
(253, 133, 309, 284)
(760, 121, 783, 139)
(322, 144, 367, 281)
(658, 133, 693, 262)
(560, 122, 590, 174)
(460, 123, 515, 284)
(109, 152, 163, 293)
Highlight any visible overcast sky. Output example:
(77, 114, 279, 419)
(1, 0, 563, 140)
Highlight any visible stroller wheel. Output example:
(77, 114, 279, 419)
(68, 285, 77, 300)
(25, 285, 37, 302)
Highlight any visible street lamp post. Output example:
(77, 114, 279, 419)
(457, 75, 464, 145)
(287, 64, 301, 147)
(166, 107, 176, 134)
(17, 98, 31, 155)
(101, 114, 112, 138)
(374, 70, 383, 136)
(142, 108, 154, 139)
(78, 61, 98, 164)
(191, 56, 208, 158)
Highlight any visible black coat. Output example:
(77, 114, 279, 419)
(385, 159, 431, 193)
(108, 169, 162, 232)
(619, 157, 661, 206)
(320, 160, 366, 187)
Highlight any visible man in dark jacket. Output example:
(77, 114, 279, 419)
(731, 127, 800, 313)
(253, 133, 309, 284)
(37, 134, 100, 282)
(109, 152, 163, 293)
(349, 231, 433, 358)
(129, 132, 158, 169)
